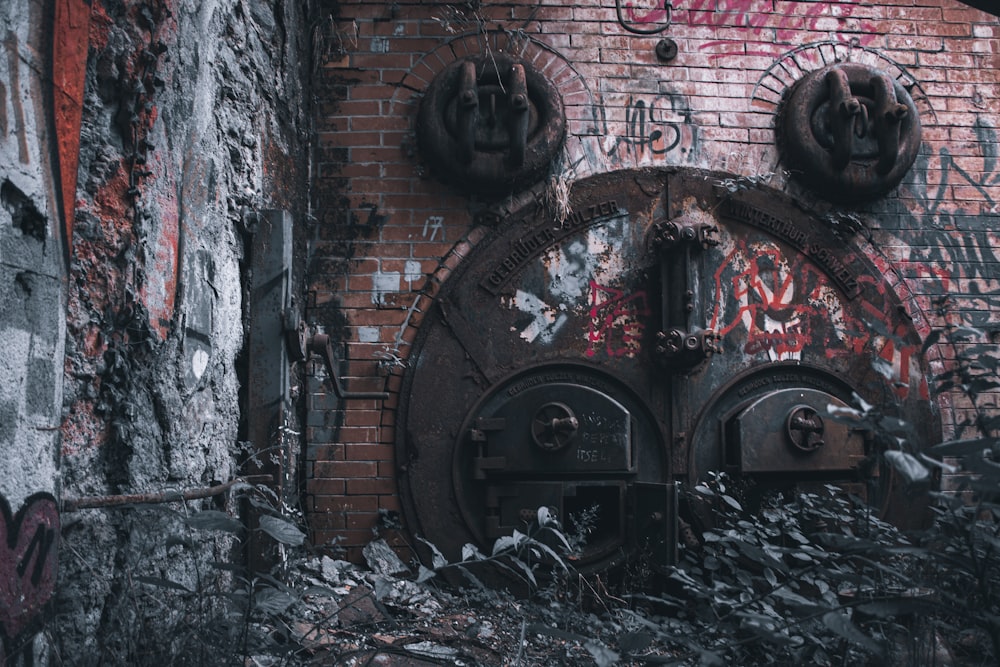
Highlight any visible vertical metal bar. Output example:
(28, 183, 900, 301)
(245, 209, 292, 570)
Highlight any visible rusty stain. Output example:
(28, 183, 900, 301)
(60, 399, 109, 457)
(142, 179, 179, 341)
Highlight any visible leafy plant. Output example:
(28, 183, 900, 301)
(53, 480, 321, 666)
(414, 506, 573, 592)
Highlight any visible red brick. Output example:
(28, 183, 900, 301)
(308, 444, 345, 462)
(328, 131, 382, 147)
(310, 495, 377, 515)
(345, 443, 395, 461)
(345, 477, 396, 495)
(379, 495, 403, 513)
(306, 478, 346, 495)
(346, 513, 379, 531)
(343, 409, 382, 428)
(309, 512, 347, 530)
(314, 460, 378, 478)
(326, 426, 380, 444)
(323, 530, 372, 549)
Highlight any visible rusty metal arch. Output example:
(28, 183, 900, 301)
(395, 166, 939, 571)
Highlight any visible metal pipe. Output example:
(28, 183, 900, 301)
(62, 475, 274, 512)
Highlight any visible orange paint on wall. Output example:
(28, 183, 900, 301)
(52, 0, 92, 255)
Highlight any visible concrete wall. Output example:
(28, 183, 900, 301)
(1, 1, 68, 660)
(48, 0, 308, 661)
(0, 1, 66, 511)
(306, 0, 1000, 559)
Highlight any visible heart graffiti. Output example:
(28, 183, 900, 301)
(0, 492, 59, 649)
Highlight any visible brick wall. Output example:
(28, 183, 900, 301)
(306, 0, 1000, 559)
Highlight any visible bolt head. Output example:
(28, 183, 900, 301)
(655, 38, 678, 63)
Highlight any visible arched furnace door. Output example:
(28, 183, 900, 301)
(396, 167, 935, 571)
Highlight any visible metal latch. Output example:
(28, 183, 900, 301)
(651, 215, 722, 370)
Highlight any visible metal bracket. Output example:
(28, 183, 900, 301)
(823, 68, 909, 175)
(652, 218, 720, 251)
(308, 333, 389, 401)
(416, 54, 566, 196)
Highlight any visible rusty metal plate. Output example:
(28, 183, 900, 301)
(466, 382, 634, 476)
(396, 167, 936, 567)
(728, 387, 866, 473)
(449, 363, 666, 567)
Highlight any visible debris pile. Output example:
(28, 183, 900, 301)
(249, 538, 624, 666)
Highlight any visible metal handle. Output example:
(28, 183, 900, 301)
(871, 73, 909, 175)
(309, 333, 389, 400)
(456, 60, 479, 164)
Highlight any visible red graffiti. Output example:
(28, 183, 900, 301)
(744, 327, 807, 356)
(711, 243, 822, 358)
(851, 272, 927, 400)
(587, 281, 651, 358)
(0, 493, 59, 649)
(53, 0, 93, 255)
(675, 0, 877, 58)
(710, 240, 927, 398)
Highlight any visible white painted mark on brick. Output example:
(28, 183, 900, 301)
(357, 326, 380, 343)
(404, 260, 423, 288)
(372, 270, 400, 305)
(422, 215, 445, 241)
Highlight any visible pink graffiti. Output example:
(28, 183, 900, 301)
(587, 281, 651, 358)
(619, 0, 669, 24)
(675, 0, 878, 58)
(0, 493, 59, 648)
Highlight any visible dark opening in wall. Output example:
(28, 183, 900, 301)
(2, 179, 46, 242)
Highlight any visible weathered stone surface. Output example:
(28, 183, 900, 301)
(49, 0, 310, 659)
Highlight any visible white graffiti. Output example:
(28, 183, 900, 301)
(509, 222, 631, 346)
(422, 215, 445, 241)
(511, 289, 568, 344)
(372, 270, 400, 305)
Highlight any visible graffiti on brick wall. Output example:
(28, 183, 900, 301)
(897, 116, 1000, 320)
(587, 281, 650, 358)
(595, 93, 698, 168)
(422, 215, 445, 242)
(674, 0, 878, 58)
(0, 493, 59, 661)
